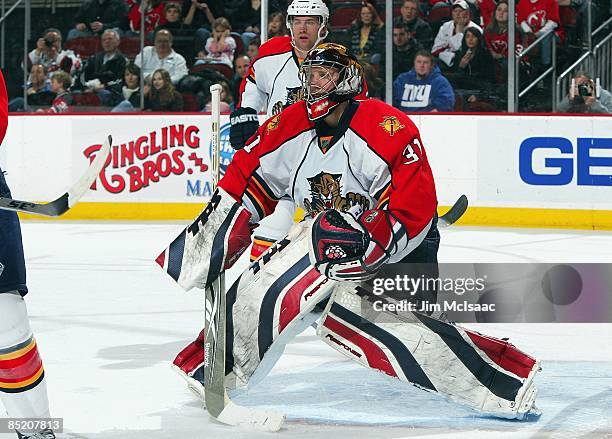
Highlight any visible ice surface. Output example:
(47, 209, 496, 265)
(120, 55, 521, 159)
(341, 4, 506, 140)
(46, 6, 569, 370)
(1, 223, 611, 438)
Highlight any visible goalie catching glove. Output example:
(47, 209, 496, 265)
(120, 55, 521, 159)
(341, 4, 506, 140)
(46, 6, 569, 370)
(309, 209, 401, 281)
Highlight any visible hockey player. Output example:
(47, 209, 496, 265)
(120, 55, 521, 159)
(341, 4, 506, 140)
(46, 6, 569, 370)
(158, 43, 540, 420)
(173, 0, 334, 394)
(0, 71, 55, 438)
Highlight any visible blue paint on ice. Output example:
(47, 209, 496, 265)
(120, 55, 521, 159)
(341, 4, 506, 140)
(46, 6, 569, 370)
(232, 360, 612, 434)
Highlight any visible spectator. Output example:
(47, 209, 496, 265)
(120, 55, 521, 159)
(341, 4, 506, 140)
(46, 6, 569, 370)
(246, 37, 260, 59)
(392, 23, 422, 79)
(557, 72, 612, 114)
(27, 28, 82, 78)
(184, 0, 223, 51)
(484, 1, 524, 71)
(128, 0, 167, 35)
(37, 71, 73, 113)
(517, 0, 560, 66)
(268, 12, 289, 38)
(393, 0, 433, 50)
(156, 2, 191, 35)
(8, 64, 53, 112)
(135, 29, 188, 84)
(393, 49, 455, 112)
(145, 68, 184, 111)
(67, 0, 128, 40)
(83, 29, 127, 104)
(448, 27, 498, 110)
(232, 54, 250, 102)
(202, 17, 236, 67)
(110, 62, 143, 111)
(432, 0, 482, 68)
(350, 2, 384, 63)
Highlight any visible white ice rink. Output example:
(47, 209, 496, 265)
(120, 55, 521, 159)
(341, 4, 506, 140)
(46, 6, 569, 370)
(2, 222, 612, 438)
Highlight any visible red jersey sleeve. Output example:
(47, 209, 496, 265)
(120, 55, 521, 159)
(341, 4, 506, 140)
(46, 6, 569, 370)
(350, 100, 437, 259)
(0, 70, 7, 145)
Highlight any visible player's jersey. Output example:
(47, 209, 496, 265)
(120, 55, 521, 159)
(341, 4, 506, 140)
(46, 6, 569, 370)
(237, 36, 303, 117)
(221, 99, 438, 260)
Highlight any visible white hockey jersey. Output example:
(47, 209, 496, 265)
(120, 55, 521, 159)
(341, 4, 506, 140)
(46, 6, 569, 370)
(237, 36, 303, 117)
(220, 99, 438, 261)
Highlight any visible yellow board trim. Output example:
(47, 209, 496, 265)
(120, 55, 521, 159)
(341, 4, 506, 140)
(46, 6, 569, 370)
(17, 202, 612, 230)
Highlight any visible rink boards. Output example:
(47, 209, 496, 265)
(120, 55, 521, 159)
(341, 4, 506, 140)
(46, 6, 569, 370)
(2, 112, 612, 229)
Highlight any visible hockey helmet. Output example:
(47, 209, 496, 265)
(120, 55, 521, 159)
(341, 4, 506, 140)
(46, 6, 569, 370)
(299, 43, 364, 120)
(286, 0, 329, 50)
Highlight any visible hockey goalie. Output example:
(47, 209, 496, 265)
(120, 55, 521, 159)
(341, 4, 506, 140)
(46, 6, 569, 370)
(156, 43, 541, 421)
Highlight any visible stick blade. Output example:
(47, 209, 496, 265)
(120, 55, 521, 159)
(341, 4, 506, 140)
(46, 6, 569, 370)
(216, 401, 286, 432)
(439, 194, 468, 228)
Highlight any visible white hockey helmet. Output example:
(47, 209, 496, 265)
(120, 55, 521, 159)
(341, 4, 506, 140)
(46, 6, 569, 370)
(286, 0, 330, 49)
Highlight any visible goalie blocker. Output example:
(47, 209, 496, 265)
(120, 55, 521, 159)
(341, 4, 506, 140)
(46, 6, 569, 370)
(155, 188, 252, 291)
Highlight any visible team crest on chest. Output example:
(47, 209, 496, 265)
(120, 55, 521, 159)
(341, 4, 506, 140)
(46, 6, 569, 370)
(266, 114, 281, 133)
(379, 116, 405, 136)
(303, 172, 370, 217)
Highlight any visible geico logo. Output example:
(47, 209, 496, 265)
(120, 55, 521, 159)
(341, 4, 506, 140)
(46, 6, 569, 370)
(231, 114, 259, 124)
(519, 137, 612, 186)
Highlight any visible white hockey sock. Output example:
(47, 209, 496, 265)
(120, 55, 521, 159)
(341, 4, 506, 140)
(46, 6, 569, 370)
(0, 292, 50, 419)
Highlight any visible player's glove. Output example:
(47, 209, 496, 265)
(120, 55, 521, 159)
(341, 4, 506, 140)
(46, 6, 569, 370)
(309, 209, 397, 282)
(229, 107, 259, 150)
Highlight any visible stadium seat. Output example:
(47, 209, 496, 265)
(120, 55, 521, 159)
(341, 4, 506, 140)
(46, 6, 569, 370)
(120, 37, 152, 59)
(230, 33, 245, 56)
(72, 92, 102, 107)
(181, 92, 200, 111)
(65, 37, 100, 59)
(191, 63, 234, 80)
(330, 4, 361, 29)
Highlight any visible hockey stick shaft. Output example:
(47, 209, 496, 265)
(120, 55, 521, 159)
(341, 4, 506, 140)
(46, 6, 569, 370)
(204, 84, 227, 417)
(202, 86, 284, 431)
(0, 135, 112, 217)
(438, 194, 468, 228)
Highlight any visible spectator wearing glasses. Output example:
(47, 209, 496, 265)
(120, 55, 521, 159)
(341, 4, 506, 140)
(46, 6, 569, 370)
(134, 29, 188, 84)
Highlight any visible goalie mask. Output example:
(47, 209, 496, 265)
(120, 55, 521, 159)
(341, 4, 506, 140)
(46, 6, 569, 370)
(299, 43, 364, 120)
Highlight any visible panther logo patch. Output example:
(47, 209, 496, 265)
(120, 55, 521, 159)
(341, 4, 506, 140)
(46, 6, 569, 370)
(303, 172, 370, 217)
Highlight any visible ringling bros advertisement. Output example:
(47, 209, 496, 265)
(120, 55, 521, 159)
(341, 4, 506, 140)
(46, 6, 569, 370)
(75, 115, 234, 202)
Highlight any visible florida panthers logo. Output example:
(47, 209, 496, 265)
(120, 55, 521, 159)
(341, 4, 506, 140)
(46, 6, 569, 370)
(303, 172, 370, 217)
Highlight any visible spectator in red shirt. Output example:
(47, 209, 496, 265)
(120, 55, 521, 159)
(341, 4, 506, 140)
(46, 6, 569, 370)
(484, 1, 524, 67)
(517, 0, 560, 66)
(129, 0, 167, 36)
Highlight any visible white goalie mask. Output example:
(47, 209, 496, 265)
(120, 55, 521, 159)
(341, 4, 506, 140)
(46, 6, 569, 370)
(286, 0, 330, 51)
(298, 43, 363, 120)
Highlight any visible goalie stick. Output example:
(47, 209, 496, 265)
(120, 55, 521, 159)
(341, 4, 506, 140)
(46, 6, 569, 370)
(0, 135, 112, 217)
(438, 194, 468, 228)
(203, 84, 285, 432)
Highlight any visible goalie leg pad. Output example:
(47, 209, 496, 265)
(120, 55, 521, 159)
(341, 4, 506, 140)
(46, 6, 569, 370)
(226, 221, 336, 389)
(155, 188, 252, 291)
(317, 283, 540, 420)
